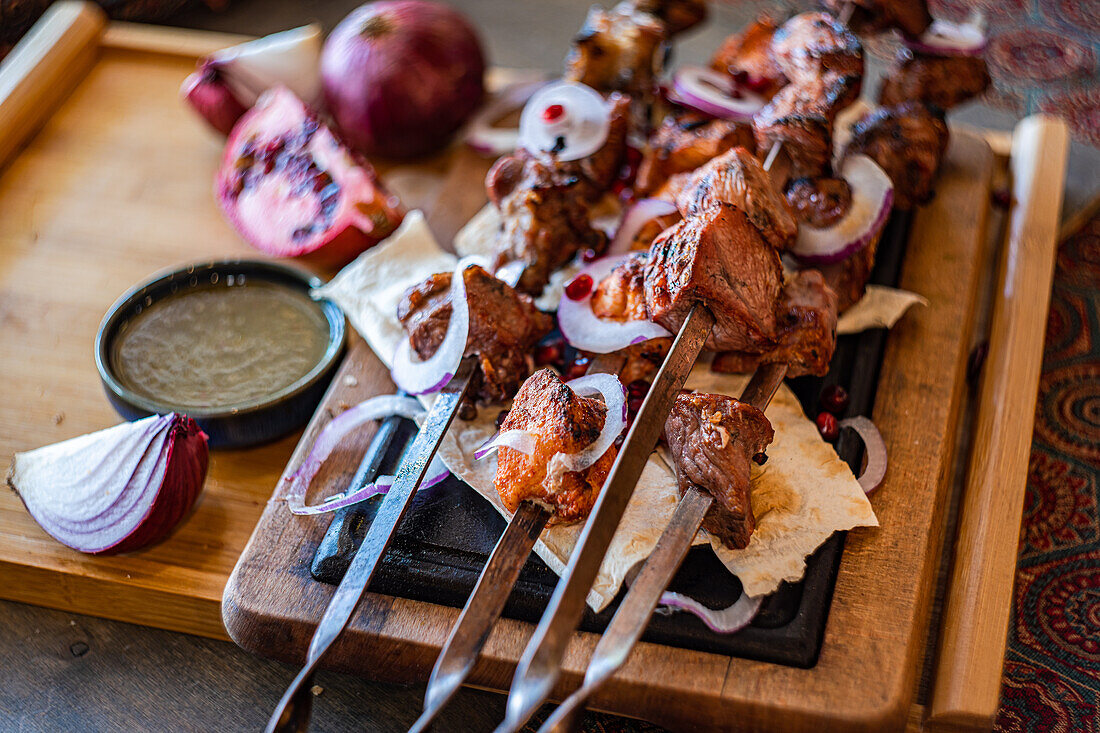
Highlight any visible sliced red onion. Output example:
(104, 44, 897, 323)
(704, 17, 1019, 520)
(287, 454, 451, 516)
(791, 155, 894, 265)
(495, 260, 525, 288)
(474, 429, 539, 460)
(839, 416, 887, 495)
(669, 66, 767, 123)
(904, 14, 988, 57)
(465, 79, 549, 156)
(285, 394, 425, 515)
(545, 373, 627, 480)
(517, 81, 610, 162)
(391, 258, 478, 395)
(557, 254, 672, 353)
(608, 198, 679, 256)
(656, 590, 762, 634)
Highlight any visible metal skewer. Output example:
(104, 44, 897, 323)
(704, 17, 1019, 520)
(495, 304, 715, 733)
(537, 362, 788, 733)
(266, 357, 478, 733)
(409, 352, 627, 733)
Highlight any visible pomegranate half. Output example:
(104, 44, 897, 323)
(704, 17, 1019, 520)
(215, 86, 405, 267)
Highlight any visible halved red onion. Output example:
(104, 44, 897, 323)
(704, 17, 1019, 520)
(474, 429, 539, 460)
(904, 15, 988, 57)
(839, 416, 887, 494)
(9, 414, 209, 554)
(517, 81, 610, 162)
(608, 198, 679, 256)
(285, 394, 425, 515)
(465, 79, 549, 156)
(656, 590, 762, 634)
(790, 155, 894, 265)
(545, 373, 626, 480)
(391, 257, 479, 395)
(557, 254, 672, 353)
(669, 66, 767, 123)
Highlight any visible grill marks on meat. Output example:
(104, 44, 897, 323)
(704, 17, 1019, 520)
(644, 203, 783, 353)
(673, 147, 798, 252)
(494, 369, 618, 524)
(771, 12, 863, 85)
(879, 48, 990, 111)
(710, 16, 787, 99)
(785, 176, 852, 228)
(397, 266, 553, 411)
(564, 4, 667, 107)
(814, 231, 879, 312)
(820, 0, 931, 39)
(664, 392, 774, 549)
(844, 102, 948, 209)
(591, 251, 650, 321)
(712, 269, 838, 377)
(635, 111, 754, 196)
(624, 0, 707, 36)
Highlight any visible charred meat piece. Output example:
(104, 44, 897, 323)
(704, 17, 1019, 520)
(712, 269, 838, 377)
(591, 251, 650, 321)
(771, 12, 863, 85)
(664, 391, 774, 549)
(645, 203, 783, 353)
(564, 4, 667, 105)
(785, 176, 852, 228)
(674, 146, 798, 251)
(844, 102, 949, 209)
(819, 0, 932, 39)
(710, 16, 787, 99)
(878, 48, 990, 111)
(635, 111, 755, 196)
(495, 369, 618, 524)
(397, 265, 553, 411)
(813, 233, 879, 312)
(617, 338, 672, 383)
(623, 0, 707, 35)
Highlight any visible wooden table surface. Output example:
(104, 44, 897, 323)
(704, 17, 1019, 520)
(1, 2, 1095, 732)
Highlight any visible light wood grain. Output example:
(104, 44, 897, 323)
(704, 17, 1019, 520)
(926, 116, 1069, 731)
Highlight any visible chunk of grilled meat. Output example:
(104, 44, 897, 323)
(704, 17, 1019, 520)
(785, 175, 852, 228)
(812, 233, 879, 312)
(819, 0, 932, 38)
(844, 102, 949, 209)
(635, 111, 754, 196)
(592, 251, 650, 321)
(397, 266, 553, 412)
(710, 16, 787, 99)
(623, 0, 707, 35)
(771, 12, 863, 85)
(712, 269, 838, 377)
(673, 146, 798, 251)
(495, 369, 618, 524)
(645, 203, 783, 353)
(879, 48, 990, 111)
(564, 4, 667, 107)
(664, 391, 774, 549)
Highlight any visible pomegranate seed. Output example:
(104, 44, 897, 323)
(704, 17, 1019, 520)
(581, 248, 599, 263)
(564, 273, 594, 301)
(627, 379, 650, 398)
(744, 74, 772, 94)
(819, 384, 849, 414)
(731, 70, 749, 86)
(991, 188, 1011, 208)
(628, 395, 645, 414)
(535, 341, 564, 367)
(816, 412, 839, 442)
(566, 355, 590, 380)
(542, 104, 565, 123)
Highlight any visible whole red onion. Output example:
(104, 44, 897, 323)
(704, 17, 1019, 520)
(322, 1, 486, 159)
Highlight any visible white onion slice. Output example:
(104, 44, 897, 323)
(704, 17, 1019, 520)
(288, 455, 451, 516)
(212, 24, 323, 106)
(474, 429, 539, 460)
(285, 394, 425, 515)
(517, 81, 610, 162)
(839, 416, 887, 494)
(557, 254, 672, 353)
(391, 257, 480, 395)
(495, 260, 525, 288)
(608, 198, 679, 256)
(656, 590, 762, 634)
(464, 79, 549, 156)
(545, 373, 627, 479)
(791, 155, 894, 265)
(905, 15, 988, 57)
(669, 66, 767, 123)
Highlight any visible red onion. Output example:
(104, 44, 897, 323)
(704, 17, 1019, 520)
(321, 1, 486, 159)
(607, 198, 678, 256)
(904, 14, 988, 57)
(517, 81, 611, 162)
(790, 155, 894, 265)
(181, 24, 323, 135)
(656, 590, 762, 634)
(839, 416, 887, 494)
(669, 66, 767, 123)
(465, 79, 548, 156)
(474, 429, 539, 460)
(557, 254, 672, 353)
(8, 414, 209, 554)
(545, 373, 626, 480)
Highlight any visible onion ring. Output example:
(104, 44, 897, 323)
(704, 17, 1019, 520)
(474, 429, 539, 460)
(668, 66, 767, 123)
(517, 81, 610, 162)
(656, 590, 762, 634)
(464, 79, 549, 156)
(545, 373, 626, 480)
(839, 416, 887, 494)
(904, 16, 988, 57)
(607, 198, 678, 256)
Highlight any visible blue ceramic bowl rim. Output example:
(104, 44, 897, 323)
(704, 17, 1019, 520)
(94, 259, 346, 420)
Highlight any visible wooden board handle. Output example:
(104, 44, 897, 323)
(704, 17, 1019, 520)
(927, 115, 1070, 730)
(0, 0, 106, 171)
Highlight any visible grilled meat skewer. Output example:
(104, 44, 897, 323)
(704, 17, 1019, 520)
(878, 47, 990, 111)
